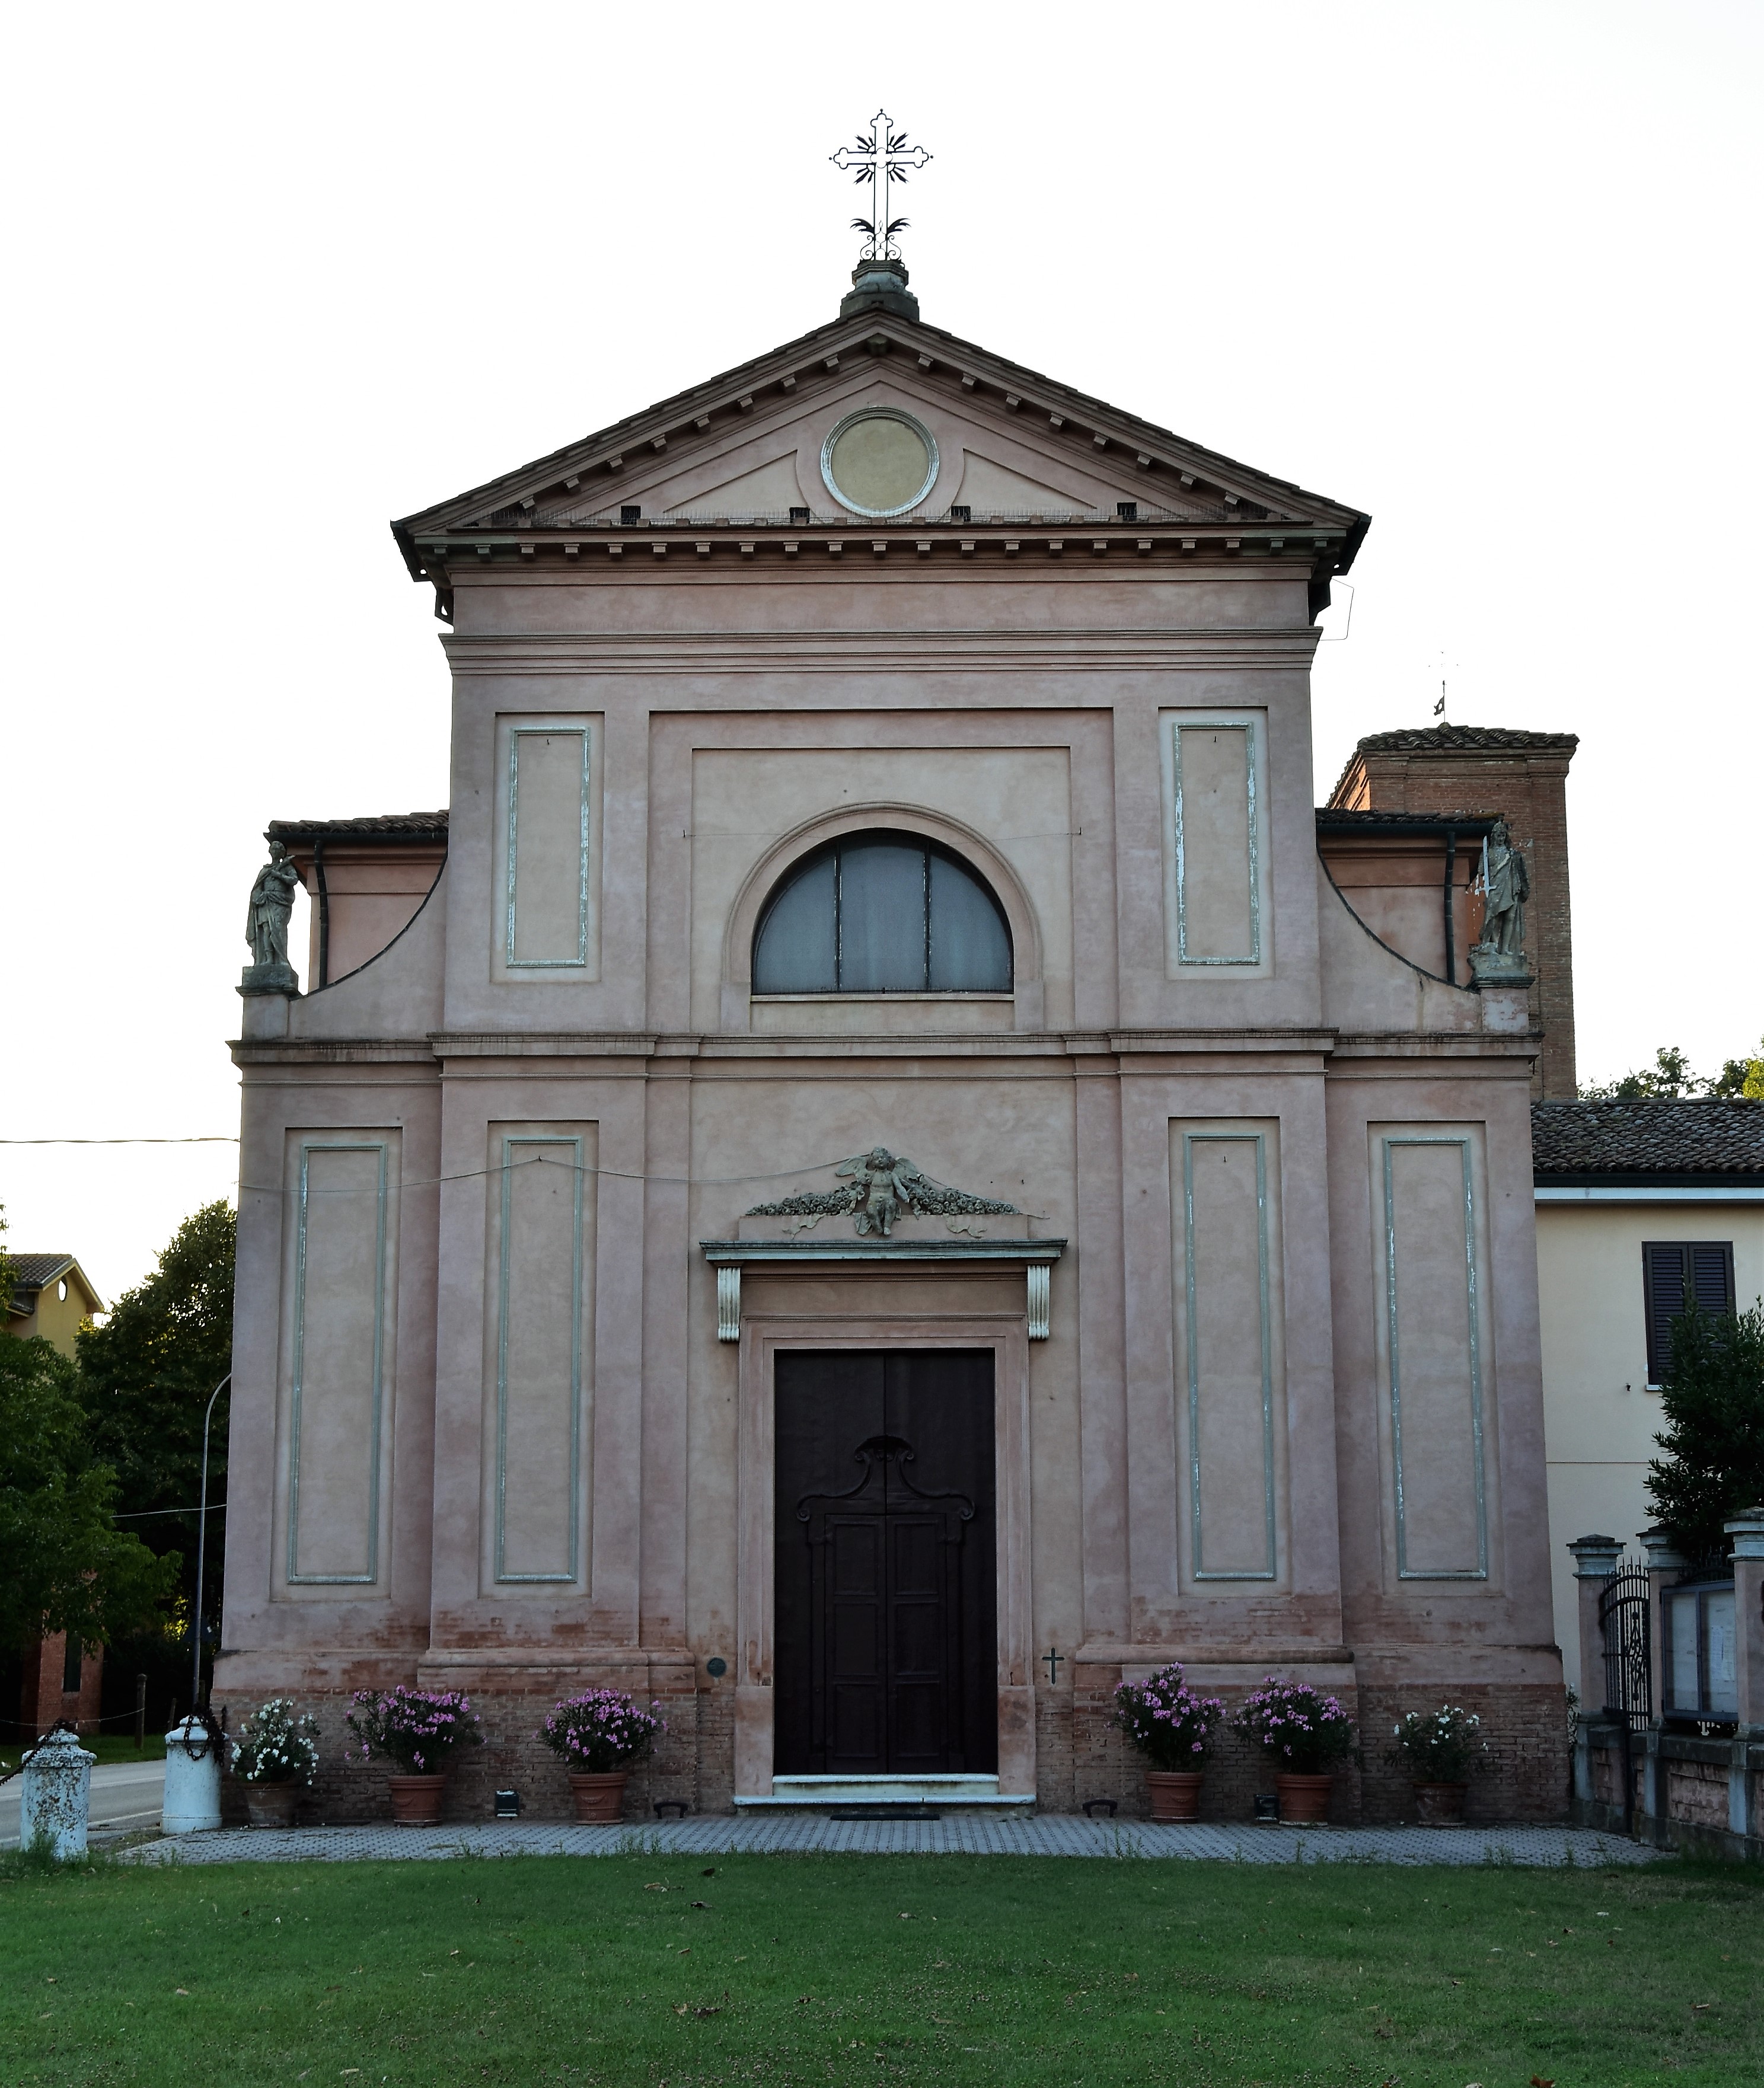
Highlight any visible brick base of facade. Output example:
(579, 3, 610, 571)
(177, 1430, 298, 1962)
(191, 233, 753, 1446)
(215, 1671, 1570, 1828)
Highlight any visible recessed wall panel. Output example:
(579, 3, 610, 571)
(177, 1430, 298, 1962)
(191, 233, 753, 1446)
(1379, 1135, 1488, 1579)
(1176, 1129, 1278, 1580)
(287, 1141, 388, 1585)
(506, 726, 591, 968)
(493, 1133, 591, 1583)
(1162, 714, 1264, 972)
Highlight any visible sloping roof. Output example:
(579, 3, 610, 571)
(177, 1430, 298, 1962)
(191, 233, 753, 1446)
(267, 813, 448, 847)
(391, 304, 1370, 572)
(7, 1253, 103, 1315)
(1532, 1099, 1764, 1183)
(1354, 726, 1581, 756)
(1315, 808, 1496, 837)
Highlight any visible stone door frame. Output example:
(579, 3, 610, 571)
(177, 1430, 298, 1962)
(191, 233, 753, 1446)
(733, 1297, 1037, 1799)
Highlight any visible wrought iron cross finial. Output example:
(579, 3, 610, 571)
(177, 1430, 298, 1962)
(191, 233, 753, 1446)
(831, 109, 931, 262)
(1042, 1646, 1065, 1687)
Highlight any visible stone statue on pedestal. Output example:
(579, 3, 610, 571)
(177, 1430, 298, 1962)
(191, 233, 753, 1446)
(1469, 817, 1532, 985)
(240, 839, 301, 996)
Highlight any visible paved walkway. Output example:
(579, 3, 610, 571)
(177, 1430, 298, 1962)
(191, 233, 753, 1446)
(129, 1815, 1655, 1866)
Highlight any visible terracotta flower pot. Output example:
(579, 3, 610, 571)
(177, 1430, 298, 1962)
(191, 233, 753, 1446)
(1274, 1772, 1334, 1824)
(1412, 1780, 1469, 1826)
(244, 1780, 301, 1828)
(569, 1771, 629, 1823)
(388, 1773, 448, 1825)
(1145, 1771, 1203, 1822)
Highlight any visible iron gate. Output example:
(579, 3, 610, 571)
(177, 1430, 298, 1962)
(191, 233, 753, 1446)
(1599, 1560, 1653, 1727)
(1598, 1557, 1652, 1834)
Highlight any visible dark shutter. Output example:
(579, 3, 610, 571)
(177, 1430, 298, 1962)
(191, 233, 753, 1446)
(1642, 1241, 1735, 1385)
(62, 1636, 83, 1694)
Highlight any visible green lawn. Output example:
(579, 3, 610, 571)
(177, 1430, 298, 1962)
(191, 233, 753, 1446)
(2, 1850, 1757, 2086)
(1, 1734, 166, 1773)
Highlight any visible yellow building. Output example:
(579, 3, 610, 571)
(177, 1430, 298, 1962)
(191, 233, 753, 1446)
(4, 1253, 103, 1356)
(1535, 1099, 1764, 1654)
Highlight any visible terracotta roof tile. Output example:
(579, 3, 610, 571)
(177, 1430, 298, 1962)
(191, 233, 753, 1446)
(266, 812, 448, 845)
(1532, 1099, 1764, 1181)
(1354, 724, 1580, 755)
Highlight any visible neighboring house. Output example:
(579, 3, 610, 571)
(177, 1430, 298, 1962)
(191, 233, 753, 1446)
(4, 1252, 106, 1738)
(1533, 1098, 1764, 1655)
(5, 1252, 103, 1355)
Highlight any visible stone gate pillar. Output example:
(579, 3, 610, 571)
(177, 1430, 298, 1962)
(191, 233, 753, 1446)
(1566, 1534, 1622, 1805)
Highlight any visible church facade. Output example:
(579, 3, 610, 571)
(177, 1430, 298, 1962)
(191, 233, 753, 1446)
(220, 255, 1567, 1819)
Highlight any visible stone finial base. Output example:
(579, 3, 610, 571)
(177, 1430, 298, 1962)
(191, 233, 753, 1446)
(1468, 942, 1532, 989)
(239, 961, 299, 997)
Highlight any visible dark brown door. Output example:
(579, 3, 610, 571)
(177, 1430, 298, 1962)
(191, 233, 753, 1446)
(774, 1349, 996, 1776)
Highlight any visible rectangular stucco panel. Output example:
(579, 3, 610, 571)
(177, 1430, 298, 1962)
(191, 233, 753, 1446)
(284, 1140, 392, 1586)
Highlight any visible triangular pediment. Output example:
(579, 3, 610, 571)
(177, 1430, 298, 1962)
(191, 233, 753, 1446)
(392, 302, 1369, 576)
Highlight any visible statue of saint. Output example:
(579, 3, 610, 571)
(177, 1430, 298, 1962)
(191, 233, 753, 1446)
(245, 841, 302, 972)
(1475, 818, 1529, 962)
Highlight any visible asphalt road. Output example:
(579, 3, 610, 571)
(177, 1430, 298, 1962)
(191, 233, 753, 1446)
(0, 1758, 166, 1848)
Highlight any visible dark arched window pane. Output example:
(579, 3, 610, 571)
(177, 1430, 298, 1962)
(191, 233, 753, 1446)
(838, 839, 927, 991)
(752, 850, 836, 992)
(929, 850, 1012, 991)
(752, 831, 1012, 995)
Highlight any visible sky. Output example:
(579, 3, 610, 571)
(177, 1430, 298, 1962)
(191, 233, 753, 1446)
(2, 1, 1760, 1305)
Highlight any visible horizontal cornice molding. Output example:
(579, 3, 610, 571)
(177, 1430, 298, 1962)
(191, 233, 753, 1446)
(231, 1026, 1545, 1069)
(440, 626, 1323, 675)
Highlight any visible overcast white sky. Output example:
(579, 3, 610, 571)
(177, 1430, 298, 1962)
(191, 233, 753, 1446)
(3, 1, 1760, 1304)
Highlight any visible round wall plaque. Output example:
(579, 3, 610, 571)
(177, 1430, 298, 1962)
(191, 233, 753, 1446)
(820, 407, 939, 518)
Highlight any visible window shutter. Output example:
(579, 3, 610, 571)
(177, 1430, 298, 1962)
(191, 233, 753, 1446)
(1690, 1243, 1735, 1315)
(1643, 1243, 1690, 1386)
(1642, 1241, 1736, 1384)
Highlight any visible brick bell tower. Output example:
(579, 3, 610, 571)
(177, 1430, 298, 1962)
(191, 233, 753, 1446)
(1327, 724, 1580, 1099)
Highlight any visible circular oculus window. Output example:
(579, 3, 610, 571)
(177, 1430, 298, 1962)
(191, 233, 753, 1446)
(820, 407, 939, 518)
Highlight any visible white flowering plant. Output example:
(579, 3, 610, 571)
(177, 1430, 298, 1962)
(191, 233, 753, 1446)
(1112, 1663, 1226, 1771)
(231, 1697, 320, 1787)
(1385, 1703, 1491, 1783)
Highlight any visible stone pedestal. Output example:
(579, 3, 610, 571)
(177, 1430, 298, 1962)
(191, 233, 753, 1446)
(1640, 1526, 1687, 1725)
(239, 961, 299, 997)
(1567, 1534, 1623, 1804)
(20, 1728, 94, 1860)
(162, 1717, 223, 1834)
(1725, 1508, 1764, 1738)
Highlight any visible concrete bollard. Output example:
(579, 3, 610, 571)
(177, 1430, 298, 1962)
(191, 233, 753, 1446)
(162, 1716, 224, 1834)
(20, 1727, 95, 1860)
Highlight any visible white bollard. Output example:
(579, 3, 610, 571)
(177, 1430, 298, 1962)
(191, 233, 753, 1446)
(20, 1727, 95, 1860)
(162, 1716, 224, 1834)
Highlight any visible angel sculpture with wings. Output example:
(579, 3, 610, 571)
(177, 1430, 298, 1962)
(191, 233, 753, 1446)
(836, 1147, 926, 1237)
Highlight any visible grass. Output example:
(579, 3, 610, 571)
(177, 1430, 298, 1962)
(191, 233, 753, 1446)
(1, 1849, 1758, 2086)
(1, 1734, 167, 1773)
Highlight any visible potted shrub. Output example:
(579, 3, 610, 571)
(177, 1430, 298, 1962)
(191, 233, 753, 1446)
(230, 1698, 321, 1828)
(1233, 1677, 1355, 1824)
(1111, 1662, 1226, 1821)
(346, 1685, 482, 1824)
(539, 1688, 667, 1821)
(1386, 1703, 1489, 1825)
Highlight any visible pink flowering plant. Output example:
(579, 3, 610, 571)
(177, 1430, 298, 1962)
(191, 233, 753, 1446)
(1232, 1675, 1355, 1773)
(539, 1689, 666, 1774)
(1111, 1662, 1226, 1771)
(346, 1685, 483, 1774)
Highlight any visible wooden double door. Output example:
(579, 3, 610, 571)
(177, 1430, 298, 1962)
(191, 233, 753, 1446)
(774, 1349, 997, 1777)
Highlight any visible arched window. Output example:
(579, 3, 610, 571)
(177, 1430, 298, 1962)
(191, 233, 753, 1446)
(752, 831, 1013, 994)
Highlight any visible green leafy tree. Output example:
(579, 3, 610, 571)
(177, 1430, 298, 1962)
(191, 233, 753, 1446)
(1645, 1303, 1764, 1565)
(0, 1323, 178, 1652)
(1583, 1039, 1764, 1101)
(75, 1202, 235, 1667)
(1706, 1035, 1764, 1100)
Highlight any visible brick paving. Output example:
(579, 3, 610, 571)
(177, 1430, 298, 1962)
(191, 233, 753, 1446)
(126, 1815, 1655, 1866)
